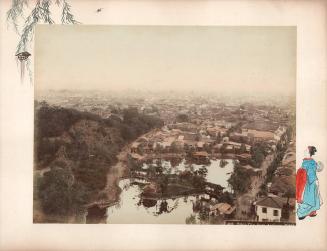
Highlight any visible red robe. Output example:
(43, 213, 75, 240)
(296, 168, 307, 203)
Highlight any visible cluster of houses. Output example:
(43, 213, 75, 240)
(127, 102, 294, 223)
(229, 126, 286, 144)
(130, 119, 287, 164)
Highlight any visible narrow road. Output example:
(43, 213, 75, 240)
(103, 146, 130, 202)
(235, 154, 274, 219)
(86, 145, 131, 209)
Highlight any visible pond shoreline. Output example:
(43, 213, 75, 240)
(86, 157, 235, 224)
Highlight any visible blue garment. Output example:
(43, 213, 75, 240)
(297, 159, 321, 218)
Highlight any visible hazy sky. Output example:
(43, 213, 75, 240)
(35, 25, 296, 96)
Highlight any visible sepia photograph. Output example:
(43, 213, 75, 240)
(34, 25, 296, 224)
(2, 0, 327, 250)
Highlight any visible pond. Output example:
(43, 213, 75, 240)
(106, 179, 199, 224)
(141, 159, 234, 190)
(103, 159, 234, 224)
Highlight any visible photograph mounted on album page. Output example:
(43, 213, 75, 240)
(0, 0, 326, 251)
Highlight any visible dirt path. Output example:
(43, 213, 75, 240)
(235, 154, 275, 219)
(103, 146, 130, 202)
(92, 130, 159, 207)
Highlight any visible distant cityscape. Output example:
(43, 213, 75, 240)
(34, 89, 295, 224)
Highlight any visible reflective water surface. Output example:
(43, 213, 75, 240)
(105, 159, 234, 224)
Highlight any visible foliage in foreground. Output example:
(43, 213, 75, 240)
(34, 103, 163, 217)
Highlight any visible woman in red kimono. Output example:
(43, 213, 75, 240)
(296, 146, 323, 220)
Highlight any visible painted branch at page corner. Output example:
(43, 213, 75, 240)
(296, 146, 324, 220)
(6, 0, 80, 83)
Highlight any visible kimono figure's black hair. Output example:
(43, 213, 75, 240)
(309, 146, 317, 157)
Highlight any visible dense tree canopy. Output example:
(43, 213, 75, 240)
(228, 162, 252, 194)
(176, 113, 189, 123)
(250, 142, 268, 168)
(37, 167, 89, 216)
(35, 104, 163, 216)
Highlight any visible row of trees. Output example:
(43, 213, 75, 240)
(265, 142, 288, 183)
(227, 161, 253, 194)
(258, 129, 292, 198)
(119, 107, 164, 141)
(250, 142, 269, 168)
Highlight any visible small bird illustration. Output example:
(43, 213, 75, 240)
(96, 8, 103, 13)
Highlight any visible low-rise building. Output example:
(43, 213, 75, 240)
(131, 142, 141, 153)
(253, 196, 283, 222)
(196, 141, 205, 151)
(236, 153, 252, 165)
(246, 129, 275, 143)
(210, 203, 236, 217)
(192, 151, 209, 162)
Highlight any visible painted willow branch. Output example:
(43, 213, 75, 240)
(6, 0, 28, 34)
(7, 0, 79, 54)
(6, 0, 79, 82)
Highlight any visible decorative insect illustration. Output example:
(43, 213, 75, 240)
(15, 51, 31, 82)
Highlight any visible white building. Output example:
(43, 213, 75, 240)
(253, 196, 283, 222)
